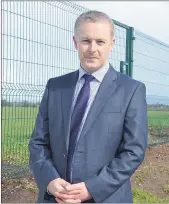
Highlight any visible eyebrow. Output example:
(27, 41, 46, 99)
(81, 37, 106, 41)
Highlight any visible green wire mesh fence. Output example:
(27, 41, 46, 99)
(1, 1, 129, 177)
(1, 1, 169, 178)
(133, 30, 169, 146)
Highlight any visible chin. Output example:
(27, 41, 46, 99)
(84, 63, 102, 72)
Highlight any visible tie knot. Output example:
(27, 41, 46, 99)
(83, 74, 94, 85)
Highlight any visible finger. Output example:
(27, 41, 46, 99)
(56, 192, 78, 200)
(58, 190, 81, 195)
(63, 199, 81, 203)
(55, 197, 64, 203)
(57, 186, 67, 194)
(57, 184, 71, 194)
(60, 179, 71, 187)
(67, 190, 82, 195)
(56, 197, 81, 204)
(65, 184, 81, 191)
(61, 184, 72, 193)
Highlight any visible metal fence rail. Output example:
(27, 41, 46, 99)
(1, 1, 169, 178)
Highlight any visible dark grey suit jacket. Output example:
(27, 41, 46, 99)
(29, 65, 148, 203)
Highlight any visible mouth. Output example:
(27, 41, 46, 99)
(86, 57, 98, 60)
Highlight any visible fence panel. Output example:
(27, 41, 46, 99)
(133, 30, 169, 145)
(2, 1, 169, 178)
(1, 1, 129, 177)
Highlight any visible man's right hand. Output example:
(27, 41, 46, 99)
(47, 178, 81, 203)
(47, 178, 70, 196)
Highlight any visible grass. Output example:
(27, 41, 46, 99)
(163, 185, 169, 195)
(134, 168, 149, 185)
(132, 164, 169, 202)
(1, 107, 169, 166)
(133, 188, 169, 203)
(148, 110, 169, 126)
(2, 106, 38, 166)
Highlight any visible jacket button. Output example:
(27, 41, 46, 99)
(63, 154, 66, 159)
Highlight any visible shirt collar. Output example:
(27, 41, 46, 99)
(78, 62, 109, 83)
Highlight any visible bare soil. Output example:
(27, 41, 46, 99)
(131, 143, 169, 199)
(1, 144, 169, 203)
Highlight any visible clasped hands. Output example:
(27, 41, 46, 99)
(48, 178, 92, 203)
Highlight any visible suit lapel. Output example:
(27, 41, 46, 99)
(80, 65, 118, 139)
(61, 71, 79, 151)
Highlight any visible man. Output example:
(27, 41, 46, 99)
(29, 10, 148, 203)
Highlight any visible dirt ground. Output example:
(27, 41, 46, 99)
(1, 144, 169, 203)
(131, 143, 169, 199)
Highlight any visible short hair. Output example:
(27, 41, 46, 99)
(74, 10, 115, 39)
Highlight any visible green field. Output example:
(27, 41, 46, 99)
(148, 110, 169, 126)
(1, 107, 169, 166)
(1, 107, 169, 203)
(2, 107, 38, 166)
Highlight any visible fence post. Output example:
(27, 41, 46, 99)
(126, 27, 135, 78)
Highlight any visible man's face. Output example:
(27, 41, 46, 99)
(73, 21, 115, 72)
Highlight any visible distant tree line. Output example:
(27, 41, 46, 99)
(1, 98, 169, 110)
(1, 99, 40, 107)
(147, 103, 169, 111)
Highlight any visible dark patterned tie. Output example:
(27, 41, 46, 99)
(66, 74, 94, 182)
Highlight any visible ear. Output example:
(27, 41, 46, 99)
(109, 39, 115, 52)
(73, 36, 78, 50)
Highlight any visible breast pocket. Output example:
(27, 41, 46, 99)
(102, 105, 122, 133)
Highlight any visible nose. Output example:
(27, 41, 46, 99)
(88, 41, 97, 52)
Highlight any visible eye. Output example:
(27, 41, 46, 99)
(97, 40, 105, 44)
(82, 40, 90, 43)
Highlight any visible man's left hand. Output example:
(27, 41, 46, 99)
(55, 182, 92, 202)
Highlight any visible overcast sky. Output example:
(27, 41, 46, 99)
(75, 1, 169, 44)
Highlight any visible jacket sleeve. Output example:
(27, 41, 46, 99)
(28, 79, 60, 192)
(85, 83, 148, 203)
